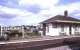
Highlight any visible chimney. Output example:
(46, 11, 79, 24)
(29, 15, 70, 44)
(64, 10, 68, 17)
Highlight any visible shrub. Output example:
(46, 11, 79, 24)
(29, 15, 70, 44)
(8, 30, 22, 37)
(27, 32, 41, 36)
(0, 34, 9, 41)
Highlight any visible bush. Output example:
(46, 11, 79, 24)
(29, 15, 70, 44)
(0, 34, 9, 41)
(27, 32, 41, 36)
(8, 30, 22, 37)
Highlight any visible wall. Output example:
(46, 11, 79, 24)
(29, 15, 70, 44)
(72, 26, 80, 35)
(39, 23, 80, 36)
(46, 23, 70, 36)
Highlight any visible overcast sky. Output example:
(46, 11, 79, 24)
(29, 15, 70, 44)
(0, 0, 80, 26)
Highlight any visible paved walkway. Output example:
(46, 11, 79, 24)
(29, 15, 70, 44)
(0, 35, 80, 44)
(44, 42, 80, 50)
(44, 45, 72, 50)
(0, 35, 80, 50)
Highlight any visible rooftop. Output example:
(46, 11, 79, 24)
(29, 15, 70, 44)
(41, 11, 80, 24)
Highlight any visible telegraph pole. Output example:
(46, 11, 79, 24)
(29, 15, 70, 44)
(22, 25, 25, 38)
(0, 26, 2, 36)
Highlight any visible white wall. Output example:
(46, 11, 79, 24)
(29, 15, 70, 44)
(46, 24, 70, 36)
(63, 26, 69, 35)
(72, 26, 75, 35)
(72, 26, 80, 35)
(40, 23, 80, 36)
(46, 24, 60, 36)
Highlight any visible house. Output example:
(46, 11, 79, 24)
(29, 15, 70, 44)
(0, 25, 38, 37)
(2, 26, 22, 33)
(40, 11, 80, 36)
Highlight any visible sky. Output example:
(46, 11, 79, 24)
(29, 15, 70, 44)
(0, 0, 80, 26)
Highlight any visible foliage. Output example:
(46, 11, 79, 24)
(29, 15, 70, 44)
(5, 30, 22, 37)
(27, 32, 41, 36)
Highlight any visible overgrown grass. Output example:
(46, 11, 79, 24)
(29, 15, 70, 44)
(27, 32, 41, 36)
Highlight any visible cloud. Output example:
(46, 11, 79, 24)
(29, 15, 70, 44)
(0, 5, 33, 19)
(57, 0, 80, 5)
(39, 2, 80, 17)
(19, 0, 59, 14)
(23, 4, 41, 14)
(19, 0, 59, 8)
(2, 14, 47, 26)
(0, 0, 59, 26)
(0, 0, 80, 26)
(0, 0, 19, 8)
(0, 13, 16, 19)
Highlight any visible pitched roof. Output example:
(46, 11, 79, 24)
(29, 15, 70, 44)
(41, 15, 80, 24)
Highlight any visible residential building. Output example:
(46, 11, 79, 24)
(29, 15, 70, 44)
(1, 25, 37, 34)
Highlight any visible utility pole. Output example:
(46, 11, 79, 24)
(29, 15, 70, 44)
(0, 26, 3, 36)
(22, 25, 25, 38)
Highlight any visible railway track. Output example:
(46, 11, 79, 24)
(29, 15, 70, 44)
(0, 36, 80, 50)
